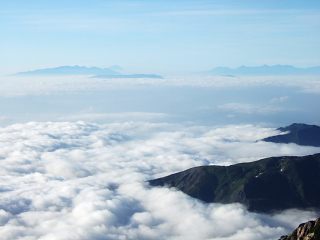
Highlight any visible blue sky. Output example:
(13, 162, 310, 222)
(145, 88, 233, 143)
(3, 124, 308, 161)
(1, 0, 320, 74)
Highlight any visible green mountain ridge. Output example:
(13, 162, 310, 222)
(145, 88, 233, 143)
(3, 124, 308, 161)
(149, 153, 320, 213)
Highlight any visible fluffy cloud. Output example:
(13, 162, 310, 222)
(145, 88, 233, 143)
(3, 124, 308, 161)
(0, 121, 319, 239)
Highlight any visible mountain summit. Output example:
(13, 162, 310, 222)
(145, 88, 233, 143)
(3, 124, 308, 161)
(149, 153, 320, 213)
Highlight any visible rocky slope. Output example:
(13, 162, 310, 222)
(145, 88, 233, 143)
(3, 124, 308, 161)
(149, 153, 320, 213)
(279, 218, 320, 240)
(261, 123, 320, 147)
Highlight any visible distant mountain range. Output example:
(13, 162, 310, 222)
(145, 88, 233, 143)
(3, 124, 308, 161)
(261, 123, 320, 147)
(198, 65, 320, 76)
(9, 65, 163, 78)
(10, 64, 320, 76)
(10, 65, 121, 76)
(149, 153, 320, 213)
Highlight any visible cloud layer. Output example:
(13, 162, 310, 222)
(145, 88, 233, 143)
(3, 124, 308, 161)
(0, 75, 319, 128)
(1, 75, 320, 96)
(0, 121, 319, 239)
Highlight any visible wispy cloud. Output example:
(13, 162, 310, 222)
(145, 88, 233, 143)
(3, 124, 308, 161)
(59, 112, 171, 122)
(5, 6, 318, 34)
(270, 96, 290, 103)
(151, 9, 311, 17)
(218, 103, 284, 115)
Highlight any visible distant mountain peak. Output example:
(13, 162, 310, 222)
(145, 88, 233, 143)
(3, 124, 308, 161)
(109, 65, 125, 73)
(237, 65, 247, 68)
(9, 66, 120, 76)
(197, 65, 320, 76)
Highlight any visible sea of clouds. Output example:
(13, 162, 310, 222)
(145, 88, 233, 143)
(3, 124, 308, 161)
(1, 75, 320, 96)
(1, 74, 319, 128)
(0, 121, 319, 240)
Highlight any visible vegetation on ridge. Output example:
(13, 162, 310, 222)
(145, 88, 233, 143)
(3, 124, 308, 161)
(149, 153, 320, 213)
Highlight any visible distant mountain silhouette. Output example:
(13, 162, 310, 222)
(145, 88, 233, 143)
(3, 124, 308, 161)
(10, 66, 120, 76)
(261, 123, 320, 147)
(108, 65, 125, 73)
(149, 153, 320, 213)
(198, 65, 320, 76)
(90, 74, 163, 79)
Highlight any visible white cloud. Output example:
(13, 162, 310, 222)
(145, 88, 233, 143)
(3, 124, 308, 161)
(0, 121, 319, 239)
(270, 95, 290, 103)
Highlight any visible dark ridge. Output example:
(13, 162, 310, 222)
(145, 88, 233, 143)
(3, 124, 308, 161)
(277, 123, 316, 132)
(149, 153, 320, 213)
(261, 123, 320, 147)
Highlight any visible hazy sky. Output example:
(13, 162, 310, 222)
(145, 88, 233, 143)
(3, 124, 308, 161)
(1, 0, 320, 74)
